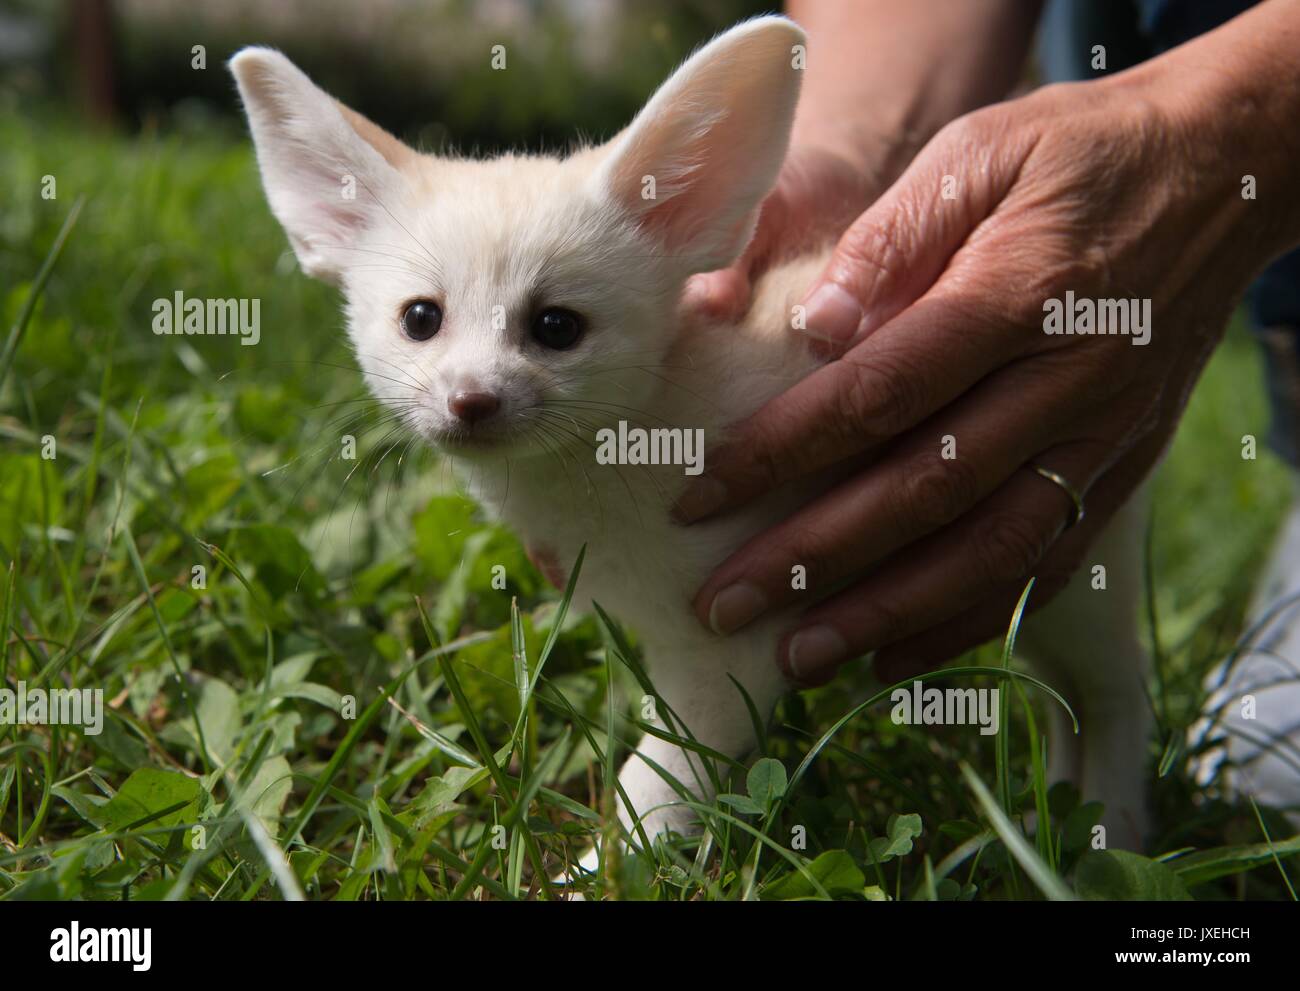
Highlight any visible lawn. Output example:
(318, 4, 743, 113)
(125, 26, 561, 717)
(0, 108, 1296, 901)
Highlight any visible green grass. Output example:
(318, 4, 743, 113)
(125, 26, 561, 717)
(1, 109, 1297, 901)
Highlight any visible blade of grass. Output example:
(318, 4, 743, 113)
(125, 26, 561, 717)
(728, 673, 767, 757)
(417, 597, 552, 900)
(241, 809, 306, 901)
(996, 579, 1035, 820)
(0, 196, 84, 394)
(960, 762, 1073, 900)
(1247, 796, 1296, 899)
(448, 728, 570, 900)
(122, 522, 211, 771)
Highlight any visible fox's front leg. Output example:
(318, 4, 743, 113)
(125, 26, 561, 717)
(556, 626, 790, 888)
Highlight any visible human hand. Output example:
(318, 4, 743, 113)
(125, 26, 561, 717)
(682, 143, 889, 324)
(676, 68, 1293, 686)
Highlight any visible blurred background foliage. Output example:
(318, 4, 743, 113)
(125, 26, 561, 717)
(2, 0, 776, 150)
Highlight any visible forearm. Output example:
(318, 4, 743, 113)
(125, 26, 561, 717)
(787, 0, 1042, 183)
(1116, 0, 1300, 261)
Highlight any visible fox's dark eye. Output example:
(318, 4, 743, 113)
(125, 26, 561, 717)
(531, 307, 584, 350)
(401, 300, 442, 341)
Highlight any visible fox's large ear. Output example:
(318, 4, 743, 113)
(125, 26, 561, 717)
(229, 48, 415, 283)
(593, 16, 805, 274)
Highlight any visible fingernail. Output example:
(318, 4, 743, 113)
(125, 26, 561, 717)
(673, 476, 727, 524)
(800, 282, 863, 346)
(708, 582, 768, 635)
(784, 625, 849, 680)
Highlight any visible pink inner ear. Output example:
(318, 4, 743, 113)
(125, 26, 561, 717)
(604, 109, 714, 239)
(614, 117, 745, 252)
(634, 184, 705, 251)
(602, 47, 798, 267)
(642, 191, 755, 256)
(276, 184, 371, 255)
(622, 132, 763, 264)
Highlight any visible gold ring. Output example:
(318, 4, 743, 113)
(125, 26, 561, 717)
(1031, 465, 1085, 529)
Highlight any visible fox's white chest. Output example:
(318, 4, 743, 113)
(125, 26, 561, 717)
(461, 457, 713, 639)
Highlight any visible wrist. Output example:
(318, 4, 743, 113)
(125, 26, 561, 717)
(1116, 4, 1300, 260)
(789, 112, 930, 194)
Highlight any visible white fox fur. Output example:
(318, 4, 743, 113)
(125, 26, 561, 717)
(231, 16, 1158, 867)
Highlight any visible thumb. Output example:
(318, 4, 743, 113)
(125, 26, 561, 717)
(683, 177, 794, 322)
(682, 267, 753, 323)
(797, 135, 992, 353)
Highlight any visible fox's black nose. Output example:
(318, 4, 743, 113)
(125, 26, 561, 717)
(448, 391, 500, 423)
